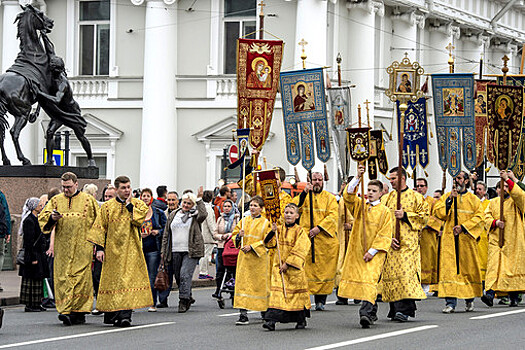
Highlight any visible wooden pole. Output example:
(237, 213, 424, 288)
(357, 105, 367, 251)
(395, 102, 408, 241)
(275, 226, 287, 299)
(308, 170, 315, 263)
(240, 119, 248, 247)
(499, 55, 509, 248)
(258, 1, 265, 40)
(521, 44, 525, 75)
(336, 53, 342, 87)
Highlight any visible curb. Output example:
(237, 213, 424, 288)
(1, 296, 20, 307)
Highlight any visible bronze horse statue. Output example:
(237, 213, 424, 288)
(0, 5, 95, 166)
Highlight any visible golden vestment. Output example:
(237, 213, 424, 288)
(420, 196, 442, 284)
(484, 184, 525, 292)
(293, 190, 339, 295)
(434, 191, 483, 299)
(335, 199, 354, 286)
(232, 215, 273, 311)
(380, 188, 428, 302)
(478, 199, 490, 281)
(87, 198, 152, 311)
(268, 224, 311, 311)
(338, 188, 393, 303)
(39, 192, 99, 314)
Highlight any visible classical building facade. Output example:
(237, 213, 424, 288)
(1, 0, 524, 193)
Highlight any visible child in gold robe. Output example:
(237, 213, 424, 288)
(232, 196, 274, 325)
(339, 165, 393, 328)
(263, 203, 311, 331)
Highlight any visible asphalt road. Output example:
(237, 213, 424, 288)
(0, 288, 524, 350)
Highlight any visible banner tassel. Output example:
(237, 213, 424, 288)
(485, 165, 492, 173)
(424, 169, 429, 177)
(324, 164, 329, 181)
(294, 167, 300, 183)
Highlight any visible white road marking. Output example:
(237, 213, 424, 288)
(0, 322, 175, 349)
(217, 301, 336, 317)
(304, 325, 439, 350)
(470, 308, 525, 320)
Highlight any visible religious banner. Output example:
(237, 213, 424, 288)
(346, 127, 371, 162)
(486, 84, 524, 171)
(258, 169, 281, 223)
(227, 128, 251, 171)
(237, 39, 284, 150)
(280, 68, 330, 171)
(496, 76, 525, 87)
(367, 129, 388, 180)
(474, 80, 494, 168)
(328, 86, 352, 179)
(431, 73, 476, 177)
(396, 98, 429, 171)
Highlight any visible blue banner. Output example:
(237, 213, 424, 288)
(280, 68, 330, 171)
(396, 98, 429, 170)
(431, 73, 477, 176)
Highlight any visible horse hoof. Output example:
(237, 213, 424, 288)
(87, 159, 96, 167)
(3, 160, 11, 166)
(44, 160, 54, 166)
(22, 159, 32, 166)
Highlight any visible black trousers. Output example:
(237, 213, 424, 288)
(314, 295, 327, 305)
(387, 299, 417, 318)
(104, 310, 132, 324)
(359, 301, 378, 318)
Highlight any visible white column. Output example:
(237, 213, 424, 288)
(391, 11, 423, 63)
(457, 34, 487, 74)
(2, 0, 36, 165)
(135, 0, 177, 189)
(294, 0, 327, 69)
(346, 1, 381, 123)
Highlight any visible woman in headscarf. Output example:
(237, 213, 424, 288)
(139, 188, 167, 312)
(19, 197, 49, 312)
(161, 187, 206, 313)
(212, 199, 239, 299)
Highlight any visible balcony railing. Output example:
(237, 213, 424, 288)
(70, 78, 108, 99)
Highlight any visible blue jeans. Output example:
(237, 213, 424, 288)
(445, 297, 474, 308)
(144, 250, 160, 305)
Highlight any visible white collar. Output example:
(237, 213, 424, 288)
(367, 199, 381, 207)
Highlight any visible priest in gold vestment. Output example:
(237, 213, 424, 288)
(339, 165, 393, 328)
(293, 172, 339, 311)
(474, 181, 490, 284)
(39, 172, 99, 326)
(335, 181, 354, 306)
(87, 176, 152, 327)
(482, 171, 525, 308)
(263, 203, 311, 331)
(434, 172, 483, 313)
(232, 196, 274, 325)
(380, 167, 428, 322)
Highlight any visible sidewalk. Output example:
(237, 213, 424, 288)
(1, 262, 216, 306)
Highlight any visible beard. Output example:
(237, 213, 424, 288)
(313, 184, 323, 193)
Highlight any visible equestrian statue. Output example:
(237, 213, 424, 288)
(0, 5, 95, 166)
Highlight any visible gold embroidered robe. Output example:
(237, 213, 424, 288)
(39, 192, 99, 314)
(338, 188, 393, 303)
(335, 199, 354, 287)
(380, 188, 428, 302)
(420, 196, 442, 284)
(478, 198, 490, 281)
(87, 198, 152, 311)
(293, 190, 339, 295)
(434, 191, 483, 299)
(232, 215, 273, 311)
(268, 224, 311, 311)
(484, 183, 525, 292)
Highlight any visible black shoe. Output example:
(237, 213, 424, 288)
(178, 299, 191, 313)
(353, 299, 362, 305)
(481, 294, 494, 307)
(295, 321, 307, 329)
(370, 314, 378, 323)
(263, 321, 276, 331)
(212, 293, 220, 299)
(58, 314, 73, 326)
(510, 301, 519, 307)
(39, 306, 47, 311)
(190, 297, 196, 305)
(156, 302, 168, 309)
(71, 314, 86, 325)
(360, 315, 372, 328)
(335, 298, 348, 305)
(24, 306, 41, 312)
(0, 308, 4, 329)
(236, 315, 249, 325)
(119, 319, 131, 327)
(394, 312, 409, 322)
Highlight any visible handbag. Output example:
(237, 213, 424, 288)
(16, 247, 25, 265)
(154, 260, 169, 292)
(222, 238, 240, 267)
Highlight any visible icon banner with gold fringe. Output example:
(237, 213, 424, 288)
(258, 169, 281, 223)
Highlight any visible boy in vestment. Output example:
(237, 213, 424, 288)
(232, 196, 275, 325)
(87, 176, 152, 327)
(339, 164, 393, 328)
(263, 203, 311, 331)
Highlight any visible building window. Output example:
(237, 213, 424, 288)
(223, 0, 256, 74)
(78, 0, 110, 76)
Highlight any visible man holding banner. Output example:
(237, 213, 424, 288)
(433, 172, 483, 313)
(293, 172, 338, 311)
